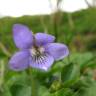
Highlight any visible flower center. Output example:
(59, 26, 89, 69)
(30, 46, 45, 57)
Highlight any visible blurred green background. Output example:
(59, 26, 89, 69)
(0, 8, 96, 56)
(0, 7, 96, 96)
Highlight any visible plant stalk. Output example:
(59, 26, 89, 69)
(29, 68, 38, 96)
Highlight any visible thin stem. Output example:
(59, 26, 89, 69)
(85, 0, 93, 8)
(28, 68, 38, 96)
(40, 16, 48, 33)
(0, 60, 5, 92)
(0, 42, 11, 57)
(54, 14, 58, 42)
(48, 0, 62, 42)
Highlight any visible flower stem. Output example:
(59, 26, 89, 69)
(0, 42, 11, 57)
(0, 60, 5, 92)
(53, 13, 58, 42)
(29, 68, 38, 96)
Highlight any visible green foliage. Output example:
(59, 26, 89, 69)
(61, 63, 80, 87)
(10, 85, 31, 96)
(51, 88, 74, 96)
(0, 8, 96, 96)
(81, 83, 96, 96)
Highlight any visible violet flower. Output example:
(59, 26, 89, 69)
(9, 24, 69, 71)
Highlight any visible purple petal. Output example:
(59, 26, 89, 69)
(35, 33, 55, 46)
(9, 50, 30, 71)
(29, 53, 54, 71)
(13, 24, 33, 49)
(44, 43, 69, 60)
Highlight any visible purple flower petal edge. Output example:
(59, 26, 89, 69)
(13, 24, 33, 49)
(9, 51, 30, 71)
(35, 33, 55, 46)
(44, 43, 69, 60)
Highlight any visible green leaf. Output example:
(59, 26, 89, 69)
(1, 86, 12, 96)
(6, 71, 29, 88)
(3, 89, 12, 96)
(61, 63, 80, 87)
(81, 83, 96, 96)
(10, 85, 31, 96)
(38, 86, 51, 96)
(51, 88, 74, 96)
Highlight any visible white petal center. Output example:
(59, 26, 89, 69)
(30, 46, 45, 56)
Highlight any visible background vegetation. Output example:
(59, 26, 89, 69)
(0, 7, 96, 96)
